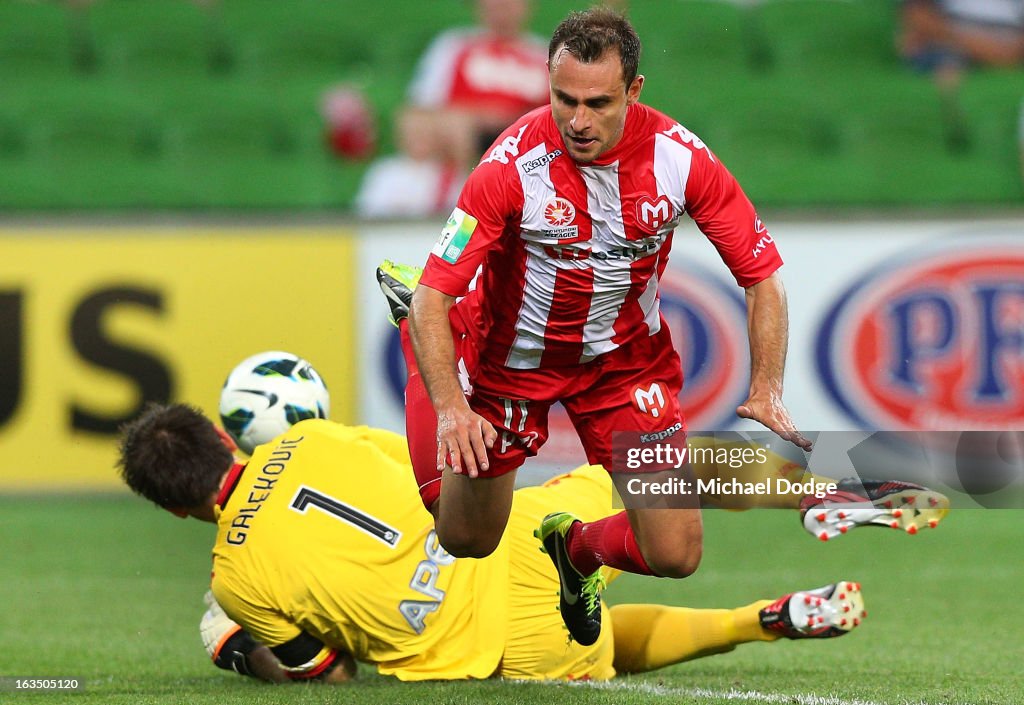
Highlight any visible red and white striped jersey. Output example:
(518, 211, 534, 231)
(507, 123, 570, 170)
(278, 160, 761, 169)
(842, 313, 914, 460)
(420, 103, 783, 370)
(408, 29, 549, 119)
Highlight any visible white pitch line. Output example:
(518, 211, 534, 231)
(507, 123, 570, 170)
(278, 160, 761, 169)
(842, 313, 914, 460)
(568, 678, 952, 705)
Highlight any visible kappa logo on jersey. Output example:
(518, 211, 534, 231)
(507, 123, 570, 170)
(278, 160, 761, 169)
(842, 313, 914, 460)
(521, 149, 562, 174)
(816, 240, 1024, 431)
(636, 195, 674, 233)
(632, 383, 666, 419)
(481, 123, 528, 165)
(432, 208, 478, 264)
(662, 123, 715, 162)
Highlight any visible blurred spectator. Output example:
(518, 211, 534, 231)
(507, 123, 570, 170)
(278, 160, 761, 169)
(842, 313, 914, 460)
(321, 84, 377, 161)
(406, 0, 548, 167)
(354, 107, 467, 219)
(899, 0, 1024, 85)
(899, 1, 1024, 150)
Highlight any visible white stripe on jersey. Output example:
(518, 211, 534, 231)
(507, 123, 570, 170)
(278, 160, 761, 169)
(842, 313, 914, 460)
(502, 127, 696, 369)
(507, 143, 559, 370)
(654, 132, 692, 214)
(580, 162, 629, 362)
(506, 252, 557, 369)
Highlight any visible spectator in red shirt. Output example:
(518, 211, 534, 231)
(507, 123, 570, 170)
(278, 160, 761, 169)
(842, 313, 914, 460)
(406, 0, 549, 168)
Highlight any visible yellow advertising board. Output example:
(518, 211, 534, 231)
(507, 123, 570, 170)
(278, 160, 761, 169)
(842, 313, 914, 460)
(0, 227, 356, 491)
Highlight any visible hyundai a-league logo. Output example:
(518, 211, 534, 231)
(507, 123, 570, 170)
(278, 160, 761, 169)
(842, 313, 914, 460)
(543, 197, 576, 227)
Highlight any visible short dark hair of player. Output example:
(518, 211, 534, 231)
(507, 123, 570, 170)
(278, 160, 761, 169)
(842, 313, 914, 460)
(118, 402, 232, 511)
(548, 7, 642, 89)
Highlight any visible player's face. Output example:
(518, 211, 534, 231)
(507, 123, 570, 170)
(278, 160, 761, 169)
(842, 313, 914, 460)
(548, 46, 643, 163)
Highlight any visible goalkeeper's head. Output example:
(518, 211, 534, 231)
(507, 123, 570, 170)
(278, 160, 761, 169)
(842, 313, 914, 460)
(118, 402, 234, 519)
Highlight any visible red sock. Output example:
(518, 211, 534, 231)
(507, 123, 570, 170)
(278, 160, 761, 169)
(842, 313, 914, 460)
(399, 321, 442, 511)
(567, 511, 656, 576)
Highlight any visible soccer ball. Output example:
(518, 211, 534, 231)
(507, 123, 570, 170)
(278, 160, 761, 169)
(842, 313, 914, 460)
(219, 351, 330, 454)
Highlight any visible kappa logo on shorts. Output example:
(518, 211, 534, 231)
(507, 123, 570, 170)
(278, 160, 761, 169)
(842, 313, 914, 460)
(632, 382, 666, 419)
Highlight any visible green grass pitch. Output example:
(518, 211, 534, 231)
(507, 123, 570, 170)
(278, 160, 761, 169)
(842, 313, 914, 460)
(2, 495, 1020, 705)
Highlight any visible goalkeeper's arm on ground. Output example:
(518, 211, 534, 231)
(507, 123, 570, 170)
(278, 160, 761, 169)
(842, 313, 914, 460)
(200, 591, 355, 683)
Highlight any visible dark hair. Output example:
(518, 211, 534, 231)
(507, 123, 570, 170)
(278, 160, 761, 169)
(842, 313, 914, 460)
(118, 402, 232, 510)
(548, 7, 642, 88)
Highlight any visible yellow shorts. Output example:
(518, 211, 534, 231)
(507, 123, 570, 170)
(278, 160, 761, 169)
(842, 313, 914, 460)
(500, 466, 620, 681)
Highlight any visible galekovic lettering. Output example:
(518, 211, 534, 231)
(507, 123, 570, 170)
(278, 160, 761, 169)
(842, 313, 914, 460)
(226, 435, 303, 545)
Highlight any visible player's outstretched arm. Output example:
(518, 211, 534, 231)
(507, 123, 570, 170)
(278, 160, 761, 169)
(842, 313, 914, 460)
(409, 283, 496, 477)
(736, 273, 811, 451)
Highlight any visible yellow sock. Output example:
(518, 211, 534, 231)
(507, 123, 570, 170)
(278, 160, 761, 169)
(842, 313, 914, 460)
(610, 600, 778, 674)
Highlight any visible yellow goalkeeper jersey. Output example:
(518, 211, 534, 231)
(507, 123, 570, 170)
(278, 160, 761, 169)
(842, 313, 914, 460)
(210, 419, 507, 681)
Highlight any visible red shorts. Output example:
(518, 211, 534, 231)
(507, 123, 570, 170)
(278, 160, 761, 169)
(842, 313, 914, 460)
(453, 308, 685, 477)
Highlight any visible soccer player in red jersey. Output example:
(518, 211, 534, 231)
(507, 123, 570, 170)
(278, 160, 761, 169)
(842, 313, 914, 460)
(400, 8, 915, 646)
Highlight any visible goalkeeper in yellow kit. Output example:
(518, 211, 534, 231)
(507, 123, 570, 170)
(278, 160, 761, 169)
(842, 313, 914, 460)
(119, 405, 866, 684)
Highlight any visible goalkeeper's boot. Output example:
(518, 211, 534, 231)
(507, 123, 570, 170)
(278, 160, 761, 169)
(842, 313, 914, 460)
(759, 580, 866, 639)
(535, 512, 606, 646)
(376, 260, 422, 328)
(800, 478, 950, 542)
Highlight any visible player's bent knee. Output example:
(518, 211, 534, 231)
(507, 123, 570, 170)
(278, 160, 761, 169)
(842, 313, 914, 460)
(644, 542, 702, 579)
(434, 524, 501, 559)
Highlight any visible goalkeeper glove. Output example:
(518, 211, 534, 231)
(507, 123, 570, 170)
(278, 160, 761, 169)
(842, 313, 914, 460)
(200, 590, 258, 677)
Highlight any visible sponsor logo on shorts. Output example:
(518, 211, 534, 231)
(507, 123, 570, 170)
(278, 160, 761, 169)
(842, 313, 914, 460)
(632, 382, 666, 419)
(639, 422, 683, 444)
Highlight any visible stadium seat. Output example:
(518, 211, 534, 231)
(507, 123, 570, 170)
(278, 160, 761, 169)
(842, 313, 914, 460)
(0, 0, 1019, 209)
(745, 0, 896, 72)
(83, 0, 223, 76)
(0, 1, 77, 77)
(220, 0, 376, 80)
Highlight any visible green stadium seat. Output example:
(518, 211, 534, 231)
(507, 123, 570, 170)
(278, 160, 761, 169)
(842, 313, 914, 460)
(746, 0, 896, 72)
(83, 0, 222, 76)
(220, 0, 376, 79)
(0, 0, 78, 76)
(0, 0, 1018, 209)
(632, 0, 750, 72)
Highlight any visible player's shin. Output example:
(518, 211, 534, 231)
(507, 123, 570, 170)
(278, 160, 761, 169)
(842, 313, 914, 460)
(401, 320, 443, 513)
(567, 511, 656, 576)
(610, 601, 774, 673)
